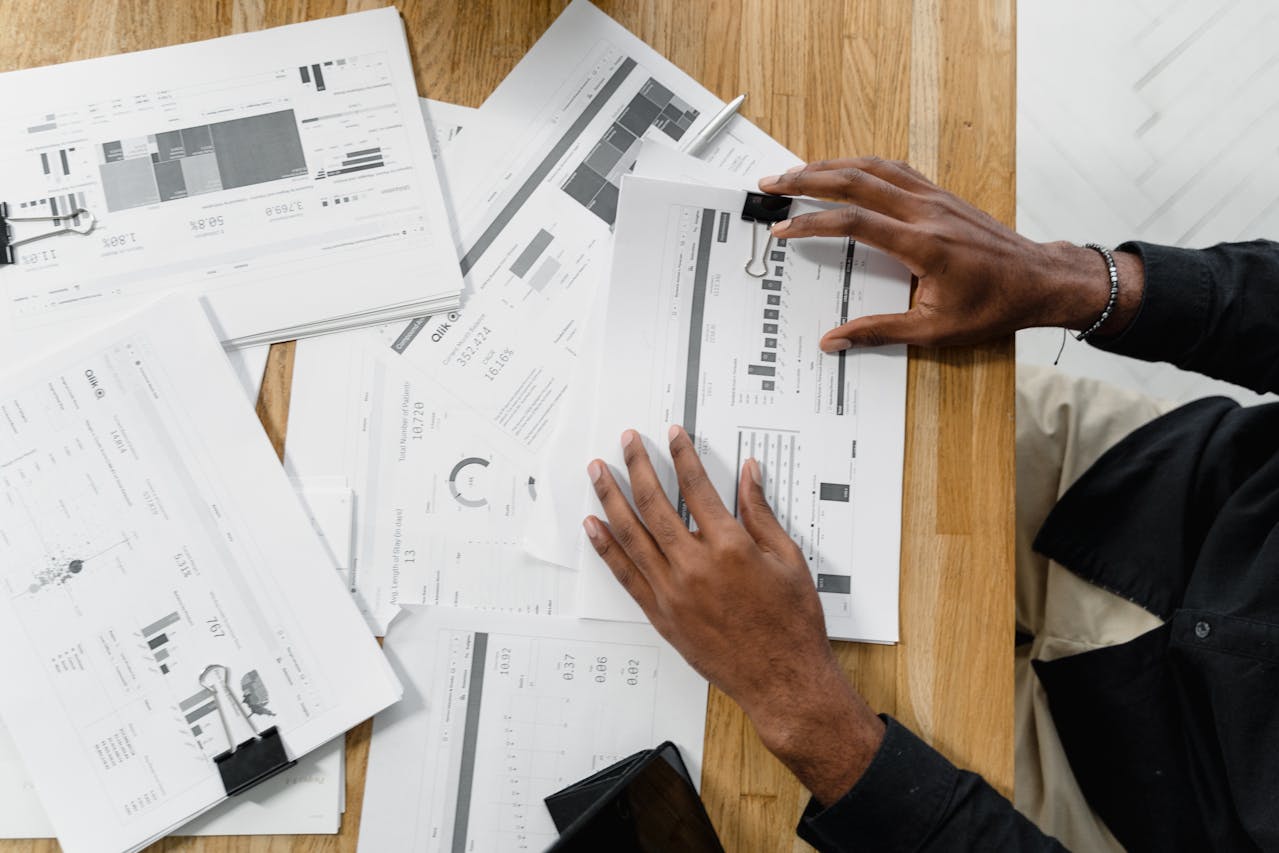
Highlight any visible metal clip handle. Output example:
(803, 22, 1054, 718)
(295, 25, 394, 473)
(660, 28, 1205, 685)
(199, 663, 260, 749)
(6, 208, 97, 248)
(745, 221, 773, 277)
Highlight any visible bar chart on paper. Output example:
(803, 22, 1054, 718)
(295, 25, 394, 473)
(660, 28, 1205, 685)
(141, 612, 180, 676)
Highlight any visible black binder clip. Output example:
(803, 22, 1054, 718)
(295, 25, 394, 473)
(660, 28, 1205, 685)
(198, 664, 296, 796)
(1, 201, 97, 265)
(740, 192, 791, 278)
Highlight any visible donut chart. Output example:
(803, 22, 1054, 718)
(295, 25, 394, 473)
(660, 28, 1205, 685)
(448, 457, 490, 508)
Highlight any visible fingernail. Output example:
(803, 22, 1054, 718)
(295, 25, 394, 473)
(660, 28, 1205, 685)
(587, 460, 604, 483)
(748, 457, 763, 486)
(620, 429, 636, 448)
(771, 219, 790, 235)
(823, 338, 852, 353)
(785, 163, 805, 174)
(668, 424, 682, 442)
(583, 516, 600, 540)
(759, 174, 780, 185)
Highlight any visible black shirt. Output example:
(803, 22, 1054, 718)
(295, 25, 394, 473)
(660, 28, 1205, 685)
(798, 240, 1279, 852)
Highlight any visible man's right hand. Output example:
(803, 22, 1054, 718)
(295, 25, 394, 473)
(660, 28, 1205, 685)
(757, 158, 1144, 351)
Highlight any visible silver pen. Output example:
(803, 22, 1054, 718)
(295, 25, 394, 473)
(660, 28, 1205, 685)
(682, 94, 746, 158)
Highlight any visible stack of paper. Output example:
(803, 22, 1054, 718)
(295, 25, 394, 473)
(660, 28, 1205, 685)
(0, 9, 462, 360)
(0, 298, 401, 853)
(0, 2, 915, 850)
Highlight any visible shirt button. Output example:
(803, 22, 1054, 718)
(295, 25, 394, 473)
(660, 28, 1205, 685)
(1194, 620, 1211, 639)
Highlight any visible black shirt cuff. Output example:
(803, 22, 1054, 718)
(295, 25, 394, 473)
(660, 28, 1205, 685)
(1088, 240, 1211, 365)
(796, 715, 959, 853)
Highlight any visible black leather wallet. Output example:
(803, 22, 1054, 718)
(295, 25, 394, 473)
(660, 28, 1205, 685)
(544, 741, 724, 852)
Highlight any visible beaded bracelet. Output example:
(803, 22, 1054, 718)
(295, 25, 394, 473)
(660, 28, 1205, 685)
(1075, 242, 1119, 342)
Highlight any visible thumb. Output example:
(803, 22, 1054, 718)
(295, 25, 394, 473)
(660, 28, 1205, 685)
(737, 459, 795, 555)
(821, 308, 933, 350)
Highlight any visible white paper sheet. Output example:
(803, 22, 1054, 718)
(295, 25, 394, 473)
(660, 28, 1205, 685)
(0, 724, 344, 838)
(0, 297, 400, 853)
(285, 333, 577, 635)
(522, 142, 762, 567)
(376, 0, 799, 463)
(0, 9, 463, 358)
(357, 606, 707, 853)
(223, 344, 271, 406)
(575, 177, 910, 643)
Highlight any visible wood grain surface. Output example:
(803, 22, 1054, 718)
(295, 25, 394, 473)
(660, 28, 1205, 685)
(0, 1, 1015, 850)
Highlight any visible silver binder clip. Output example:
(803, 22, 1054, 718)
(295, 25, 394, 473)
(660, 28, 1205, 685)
(740, 192, 792, 278)
(198, 664, 295, 796)
(1, 201, 97, 265)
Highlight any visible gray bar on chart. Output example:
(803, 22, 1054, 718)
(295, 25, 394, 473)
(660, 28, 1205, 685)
(180, 688, 213, 712)
(763, 323, 778, 333)
(27, 122, 57, 134)
(510, 229, 555, 278)
(40, 152, 49, 174)
(451, 632, 489, 853)
(762, 280, 781, 291)
(185, 702, 218, 725)
(717, 211, 730, 242)
(748, 365, 776, 376)
(142, 612, 181, 638)
(147, 634, 168, 650)
(683, 209, 717, 445)
(346, 147, 380, 158)
(817, 574, 852, 594)
(59, 149, 70, 175)
(459, 57, 638, 275)
(155, 648, 170, 662)
(527, 257, 561, 293)
(764, 309, 779, 320)
(837, 240, 856, 415)
(819, 482, 850, 502)
(340, 155, 383, 167)
(767, 294, 780, 305)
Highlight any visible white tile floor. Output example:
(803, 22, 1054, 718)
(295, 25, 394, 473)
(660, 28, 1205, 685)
(1016, 0, 1279, 407)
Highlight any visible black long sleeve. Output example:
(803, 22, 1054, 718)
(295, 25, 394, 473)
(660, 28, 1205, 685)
(797, 716, 1066, 852)
(1092, 240, 1279, 394)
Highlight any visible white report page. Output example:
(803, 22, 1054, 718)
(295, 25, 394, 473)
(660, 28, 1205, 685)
(580, 177, 911, 643)
(0, 298, 399, 853)
(378, 0, 798, 459)
(0, 9, 462, 357)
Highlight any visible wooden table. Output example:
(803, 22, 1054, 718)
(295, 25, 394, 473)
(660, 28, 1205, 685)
(0, 1, 1014, 850)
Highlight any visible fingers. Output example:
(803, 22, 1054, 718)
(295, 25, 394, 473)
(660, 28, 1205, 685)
(759, 165, 916, 220)
(736, 459, 798, 556)
(667, 425, 733, 531)
(619, 430, 688, 550)
(582, 515, 657, 613)
(770, 205, 914, 263)
(587, 458, 668, 576)
(820, 308, 936, 350)
(790, 157, 937, 194)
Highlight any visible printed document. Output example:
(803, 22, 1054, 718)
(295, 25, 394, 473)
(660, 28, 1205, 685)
(378, 0, 799, 460)
(286, 333, 576, 635)
(0, 9, 463, 357)
(0, 298, 400, 853)
(0, 725, 344, 838)
(357, 607, 707, 853)
(577, 177, 911, 643)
